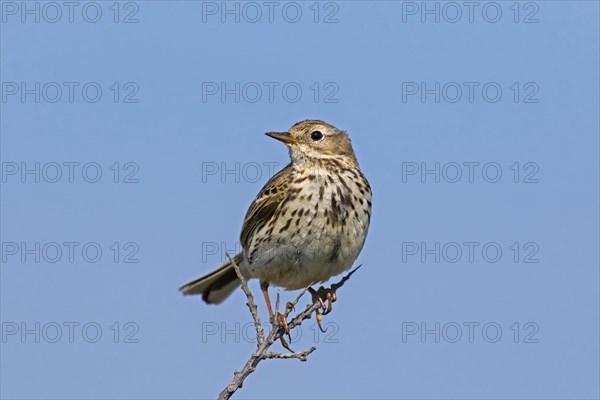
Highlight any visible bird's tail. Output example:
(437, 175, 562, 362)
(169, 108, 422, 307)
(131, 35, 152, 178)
(179, 253, 244, 304)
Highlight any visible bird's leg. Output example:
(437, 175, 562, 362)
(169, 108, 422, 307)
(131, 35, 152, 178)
(260, 280, 275, 321)
(260, 280, 289, 335)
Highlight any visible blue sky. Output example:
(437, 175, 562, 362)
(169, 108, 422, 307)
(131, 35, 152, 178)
(1, 1, 599, 399)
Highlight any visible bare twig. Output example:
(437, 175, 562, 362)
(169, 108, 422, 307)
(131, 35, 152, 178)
(263, 347, 316, 361)
(286, 286, 310, 317)
(226, 253, 264, 345)
(217, 264, 361, 400)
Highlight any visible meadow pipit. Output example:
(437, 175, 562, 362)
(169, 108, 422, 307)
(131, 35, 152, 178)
(180, 120, 372, 326)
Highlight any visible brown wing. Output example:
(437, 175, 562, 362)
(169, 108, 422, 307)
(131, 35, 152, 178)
(240, 164, 292, 252)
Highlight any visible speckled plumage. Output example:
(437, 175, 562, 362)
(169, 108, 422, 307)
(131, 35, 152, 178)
(180, 120, 371, 303)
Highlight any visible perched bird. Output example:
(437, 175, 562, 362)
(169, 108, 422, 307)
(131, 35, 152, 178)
(180, 120, 371, 323)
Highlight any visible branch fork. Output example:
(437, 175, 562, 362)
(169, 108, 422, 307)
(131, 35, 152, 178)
(217, 254, 360, 399)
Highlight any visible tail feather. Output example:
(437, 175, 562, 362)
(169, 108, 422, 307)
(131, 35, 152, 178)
(179, 253, 243, 304)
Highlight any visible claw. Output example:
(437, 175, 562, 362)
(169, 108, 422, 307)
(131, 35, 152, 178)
(316, 315, 328, 333)
(279, 332, 294, 352)
(324, 290, 336, 315)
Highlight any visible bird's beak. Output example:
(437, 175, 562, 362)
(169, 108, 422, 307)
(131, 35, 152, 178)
(265, 131, 300, 145)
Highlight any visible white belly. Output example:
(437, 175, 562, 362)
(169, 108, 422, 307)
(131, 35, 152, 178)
(244, 169, 371, 290)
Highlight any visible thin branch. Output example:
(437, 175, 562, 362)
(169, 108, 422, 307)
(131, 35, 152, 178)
(217, 265, 361, 400)
(263, 347, 316, 361)
(226, 253, 264, 345)
(286, 286, 310, 317)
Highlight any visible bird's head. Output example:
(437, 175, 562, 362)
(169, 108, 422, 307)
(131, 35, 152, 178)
(266, 120, 357, 167)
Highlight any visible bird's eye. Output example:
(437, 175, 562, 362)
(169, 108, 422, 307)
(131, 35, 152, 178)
(310, 131, 323, 141)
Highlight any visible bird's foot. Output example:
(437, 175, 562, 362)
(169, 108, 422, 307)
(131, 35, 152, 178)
(309, 286, 337, 316)
(269, 311, 291, 338)
(270, 311, 294, 351)
(308, 286, 337, 333)
(276, 312, 290, 334)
